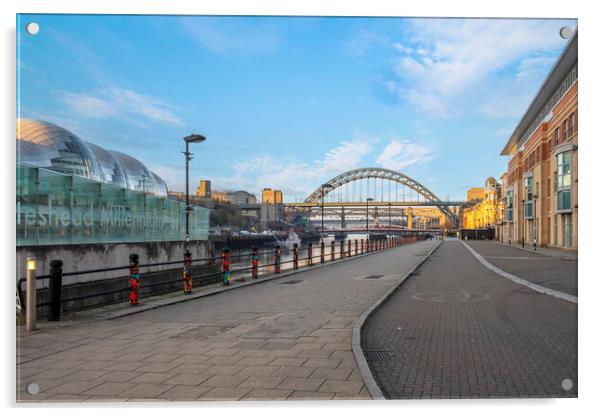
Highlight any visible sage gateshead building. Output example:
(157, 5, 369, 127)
(16, 118, 209, 246)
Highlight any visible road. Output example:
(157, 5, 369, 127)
(17, 239, 439, 402)
(362, 239, 577, 399)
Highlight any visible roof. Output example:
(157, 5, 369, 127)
(500, 29, 577, 156)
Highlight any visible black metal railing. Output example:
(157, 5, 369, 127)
(16, 235, 426, 314)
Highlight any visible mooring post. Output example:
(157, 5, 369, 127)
(183, 250, 192, 294)
(251, 246, 258, 279)
(128, 254, 140, 306)
(47, 259, 63, 321)
(293, 243, 299, 269)
(222, 248, 231, 285)
(320, 241, 325, 263)
(274, 245, 281, 273)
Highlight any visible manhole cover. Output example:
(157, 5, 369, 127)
(364, 275, 384, 280)
(364, 350, 393, 360)
(279, 280, 303, 285)
(411, 291, 491, 303)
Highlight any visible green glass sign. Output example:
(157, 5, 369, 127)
(16, 164, 209, 246)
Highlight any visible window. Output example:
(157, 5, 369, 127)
(506, 189, 514, 221)
(524, 176, 533, 218)
(563, 119, 568, 142)
(569, 112, 575, 136)
(547, 178, 551, 197)
(557, 151, 572, 211)
(554, 128, 560, 147)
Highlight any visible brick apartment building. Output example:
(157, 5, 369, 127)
(500, 30, 577, 251)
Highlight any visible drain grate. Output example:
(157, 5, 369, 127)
(410, 270, 421, 276)
(364, 350, 393, 360)
(279, 280, 303, 285)
(364, 274, 384, 280)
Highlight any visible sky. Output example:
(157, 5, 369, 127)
(17, 15, 577, 202)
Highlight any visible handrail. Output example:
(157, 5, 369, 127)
(16, 235, 427, 309)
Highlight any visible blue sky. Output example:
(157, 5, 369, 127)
(17, 15, 576, 201)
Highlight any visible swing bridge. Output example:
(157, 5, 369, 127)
(285, 168, 464, 231)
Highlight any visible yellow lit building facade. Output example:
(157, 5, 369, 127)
(463, 177, 503, 229)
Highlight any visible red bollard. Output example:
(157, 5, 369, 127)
(293, 243, 299, 270)
(348, 240, 352, 257)
(340, 240, 345, 259)
(128, 254, 140, 306)
(320, 241, 325, 263)
(251, 246, 258, 279)
(222, 248, 231, 285)
(183, 250, 192, 294)
(307, 243, 313, 265)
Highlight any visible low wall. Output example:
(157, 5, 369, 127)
(16, 240, 218, 316)
(16, 240, 213, 287)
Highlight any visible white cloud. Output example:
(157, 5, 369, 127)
(58, 87, 184, 126)
(376, 139, 434, 171)
(387, 19, 574, 117)
(346, 31, 390, 58)
(180, 17, 281, 55)
(212, 139, 375, 200)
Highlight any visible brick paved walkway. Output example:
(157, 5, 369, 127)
(17, 240, 439, 402)
(362, 240, 577, 399)
(465, 240, 577, 297)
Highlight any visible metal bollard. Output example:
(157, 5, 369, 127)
(293, 243, 299, 269)
(340, 240, 345, 259)
(26, 257, 37, 331)
(222, 248, 231, 284)
(128, 254, 140, 306)
(47, 259, 63, 321)
(251, 246, 259, 278)
(355, 239, 358, 256)
(274, 245, 281, 273)
(331, 241, 335, 261)
(183, 250, 192, 294)
(361, 239, 364, 254)
(320, 241, 325, 263)
(348, 240, 352, 257)
(307, 243, 313, 265)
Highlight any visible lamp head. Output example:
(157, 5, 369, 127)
(184, 134, 207, 143)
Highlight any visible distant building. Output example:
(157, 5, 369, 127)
(262, 188, 283, 204)
(466, 187, 485, 202)
(463, 177, 503, 229)
(196, 180, 211, 198)
(211, 190, 257, 206)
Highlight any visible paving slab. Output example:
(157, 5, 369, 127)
(16, 240, 438, 402)
(362, 240, 578, 399)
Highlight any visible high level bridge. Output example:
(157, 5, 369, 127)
(286, 168, 464, 231)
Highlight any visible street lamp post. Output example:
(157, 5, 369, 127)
(521, 199, 526, 248)
(183, 134, 207, 254)
(533, 194, 538, 250)
(320, 184, 333, 239)
(366, 198, 373, 239)
(388, 202, 392, 236)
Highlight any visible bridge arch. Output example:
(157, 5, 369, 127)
(305, 167, 458, 227)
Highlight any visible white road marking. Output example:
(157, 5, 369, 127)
(460, 240, 577, 304)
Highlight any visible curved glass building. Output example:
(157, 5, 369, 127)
(16, 118, 168, 196)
